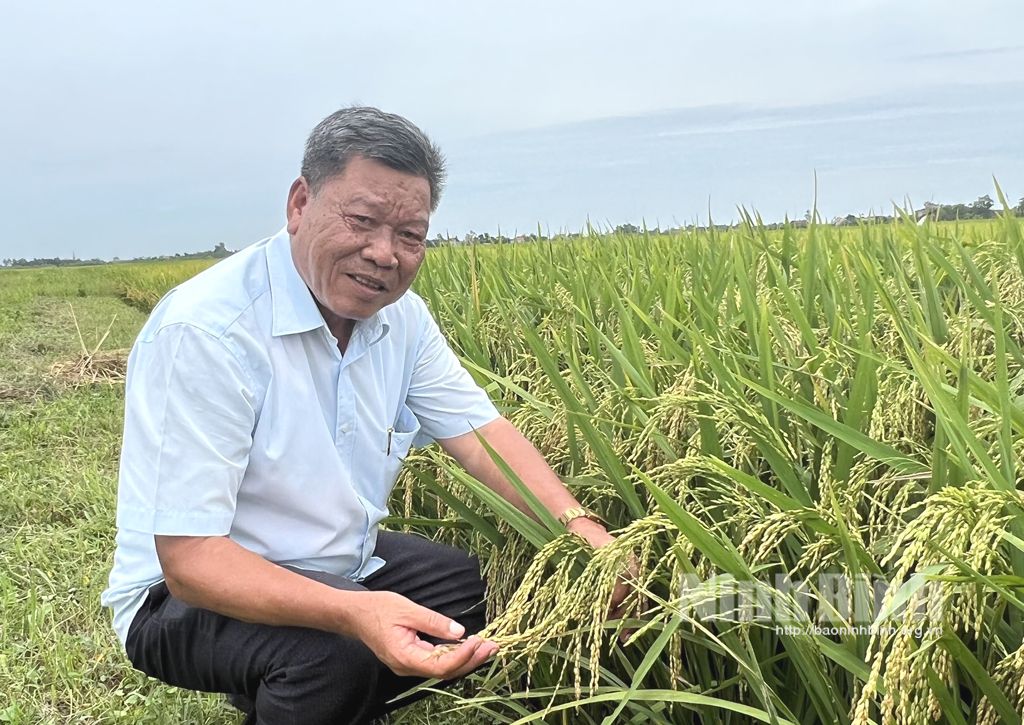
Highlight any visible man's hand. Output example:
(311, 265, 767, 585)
(155, 535, 498, 678)
(440, 418, 642, 643)
(351, 591, 498, 679)
(565, 517, 640, 643)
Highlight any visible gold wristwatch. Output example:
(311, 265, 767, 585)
(558, 506, 604, 527)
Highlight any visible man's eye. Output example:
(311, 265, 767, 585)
(401, 232, 424, 244)
(350, 215, 372, 225)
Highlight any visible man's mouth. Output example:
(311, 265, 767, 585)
(347, 273, 387, 292)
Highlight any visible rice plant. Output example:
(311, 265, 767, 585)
(389, 210, 1024, 724)
(4, 210, 1022, 724)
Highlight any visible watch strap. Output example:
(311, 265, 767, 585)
(558, 506, 604, 527)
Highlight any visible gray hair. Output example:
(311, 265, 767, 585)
(301, 106, 446, 212)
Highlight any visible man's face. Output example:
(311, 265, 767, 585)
(286, 155, 431, 323)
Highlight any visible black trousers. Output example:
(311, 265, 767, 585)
(124, 530, 488, 725)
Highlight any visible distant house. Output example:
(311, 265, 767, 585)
(915, 202, 940, 222)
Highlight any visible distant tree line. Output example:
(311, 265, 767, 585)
(920, 195, 1024, 222)
(6, 198, 1024, 265)
(429, 196, 1024, 246)
(0, 256, 108, 268)
(2, 242, 234, 269)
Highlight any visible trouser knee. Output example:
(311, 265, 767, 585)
(443, 553, 488, 635)
(256, 630, 385, 725)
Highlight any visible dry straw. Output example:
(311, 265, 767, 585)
(48, 304, 128, 386)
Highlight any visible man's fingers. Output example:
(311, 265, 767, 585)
(619, 625, 637, 645)
(606, 553, 642, 631)
(607, 579, 631, 617)
(459, 640, 499, 677)
(413, 636, 486, 679)
(447, 639, 499, 679)
(406, 636, 500, 680)
(403, 602, 466, 641)
(609, 598, 630, 627)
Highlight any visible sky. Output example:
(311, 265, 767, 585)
(2, 0, 1023, 260)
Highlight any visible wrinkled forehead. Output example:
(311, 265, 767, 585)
(326, 162, 431, 219)
(346, 191, 430, 224)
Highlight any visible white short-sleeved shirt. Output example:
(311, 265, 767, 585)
(100, 227, 501, 647)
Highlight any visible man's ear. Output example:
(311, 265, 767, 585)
(286, 177, 311, 236)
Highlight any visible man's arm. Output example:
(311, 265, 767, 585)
(437, 416, 610, 542)
(405, 303, 637, 633)
(154, 534, 497, 678)
(122, 323, 495, 679)
(155, 534, 370, 632)
(437, 416, 635, 626)
(404, 301, 604, 538)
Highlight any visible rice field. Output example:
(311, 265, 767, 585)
(2, 211, 1024, 724)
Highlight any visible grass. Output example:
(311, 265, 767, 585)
(2, 213, 1023, 724)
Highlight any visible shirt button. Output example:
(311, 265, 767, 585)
(340, 424, 352, 434)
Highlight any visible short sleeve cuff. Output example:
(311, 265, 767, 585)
(117, 504, 235, 536)
(424, 399, 502, 442)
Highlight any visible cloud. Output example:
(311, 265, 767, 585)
(3, 0, 1024, 258)
(900, 44, 1024, 61)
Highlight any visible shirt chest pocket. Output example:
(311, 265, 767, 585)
(381, 403, 422, 484)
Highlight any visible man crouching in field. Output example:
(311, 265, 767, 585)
(100, 106, 630, 724)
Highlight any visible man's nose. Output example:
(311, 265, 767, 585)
(362, 226, 399, 268)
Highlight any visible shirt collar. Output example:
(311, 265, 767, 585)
(265, 226, 390, 346)
(356, 313, 390, 347)
(266, 227, 326, 337)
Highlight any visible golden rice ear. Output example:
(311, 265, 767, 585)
(13, 206, 1024, 724)
(376, 215, 1023, 722)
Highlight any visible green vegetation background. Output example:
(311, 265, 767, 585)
(3, 214, 1024, 724)
(0, 262, 471, 724)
